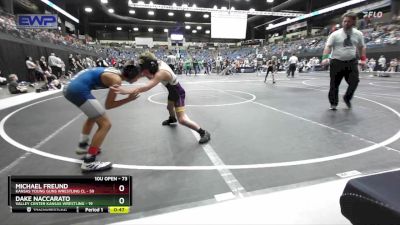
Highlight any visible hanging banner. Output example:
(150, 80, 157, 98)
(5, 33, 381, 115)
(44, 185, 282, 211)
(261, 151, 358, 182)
(287, 21, 307, 31)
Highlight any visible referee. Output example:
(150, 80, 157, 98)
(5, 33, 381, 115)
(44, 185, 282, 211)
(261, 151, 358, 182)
(321, 12, 367, 110)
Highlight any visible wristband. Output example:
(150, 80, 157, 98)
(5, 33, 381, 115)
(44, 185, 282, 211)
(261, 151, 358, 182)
(360, 56, 367, 61)
(322, 54, 330, 60)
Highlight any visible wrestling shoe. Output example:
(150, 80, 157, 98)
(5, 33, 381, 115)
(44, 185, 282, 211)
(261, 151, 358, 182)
(199, 131, 211, 144)
(162, 117, 177, 126)
(81, 161, 112, 173)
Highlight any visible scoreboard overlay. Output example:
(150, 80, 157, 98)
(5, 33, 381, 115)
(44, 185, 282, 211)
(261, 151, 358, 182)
(8, 176, 132, 213)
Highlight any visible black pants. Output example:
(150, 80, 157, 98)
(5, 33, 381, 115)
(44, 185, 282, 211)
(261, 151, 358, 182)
(392, 0, 400, 18)
(288, 64, 296, 77)
(35, 70, 45, 81)
(264, 67, 274, 82)
(51, 66, 61, 78)
(27, 69, 36, 83)
(328, 59, 359, 106)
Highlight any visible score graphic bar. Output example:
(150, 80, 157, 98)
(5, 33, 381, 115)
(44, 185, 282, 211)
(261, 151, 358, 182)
(8, 176, 132, 213)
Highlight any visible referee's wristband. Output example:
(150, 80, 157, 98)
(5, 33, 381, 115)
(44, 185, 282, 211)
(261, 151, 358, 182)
(322, 54, 330, 60)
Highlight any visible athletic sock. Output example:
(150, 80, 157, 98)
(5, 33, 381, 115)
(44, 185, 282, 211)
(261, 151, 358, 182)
(197, 128, 205, 136)
(88, 146, 100, 155)
(85, 146, 100, 160)
(79, 134, 89, 143)
(84, 154, 96, 163)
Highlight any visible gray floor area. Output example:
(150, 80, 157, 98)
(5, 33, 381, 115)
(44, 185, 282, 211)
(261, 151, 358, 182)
(0, 71, 400, 225)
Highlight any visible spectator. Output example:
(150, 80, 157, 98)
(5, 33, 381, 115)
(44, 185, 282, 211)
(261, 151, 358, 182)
(75, 54, 85, 71)
(207, 59, 213, 74)
(193, 57, 199, 75)
(368, 58, 376, 72)
(48, 78, 62, 90)
(44, 70, 56, 83)
(377, 55, 387, 72)
(39, 56, 50, 72)
(48, 53, 61, 78)
(8, 74, 28, 94)
(34, 60, 45, 82)
(392, 0, 400, 22)
(96, 57, 109, 67)
(277, 59, 282, 71)
(203, 58, 209, 75)
(184, 58, 192, 75)
(0, 70, 7, 85)
(288, 53, 299, 78)
(25, 56, 37, 85)
(43, 71, 62, 90)
(68, 54, 77, 73)
(56, 56, 65, 78)
(387, 58, 398, 72)
(215, 57, 221, 74)
(166, 51, 177, 71)
(177, 58, 184, 74)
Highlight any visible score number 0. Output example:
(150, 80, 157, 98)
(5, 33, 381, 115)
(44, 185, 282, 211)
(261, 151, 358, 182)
(118, 184, 126, 205)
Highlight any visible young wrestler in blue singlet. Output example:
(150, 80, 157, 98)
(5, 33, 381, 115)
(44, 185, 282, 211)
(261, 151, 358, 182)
(112, 52, 211, 144)
(63, 61, 140, 172)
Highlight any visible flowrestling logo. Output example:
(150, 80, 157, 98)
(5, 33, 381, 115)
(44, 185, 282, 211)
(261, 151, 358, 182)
(16, 14, 58, 29)
(363, 11, 383, 18)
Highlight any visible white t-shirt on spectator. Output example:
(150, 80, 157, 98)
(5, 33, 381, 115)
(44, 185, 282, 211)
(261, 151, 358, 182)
(26, 60, 36, 69)
(378, 57, 386, 67)
(166, 55, 177, 65)
(48, 55, 58, 67)
(288, 56, 299, 64)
